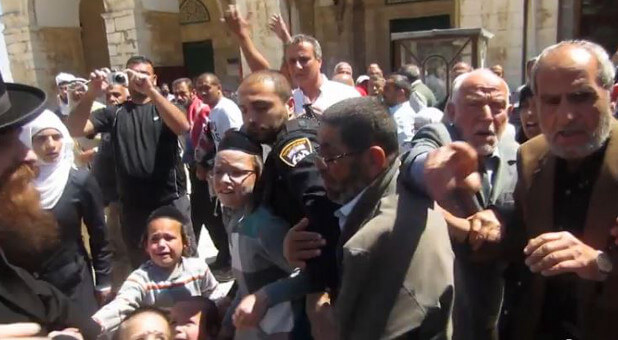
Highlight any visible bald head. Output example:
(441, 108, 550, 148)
(448, 69, 511, 156)
(334, 62, 353, 77)
(332, 73, 355, 87)
(451, 69, 510, 105)
(239, 70, 292, 103)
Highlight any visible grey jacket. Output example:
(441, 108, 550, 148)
(336, 159, 455, 340)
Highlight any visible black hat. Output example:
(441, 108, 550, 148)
(0, 72, 47, 132)
(219, 129, 262, 157)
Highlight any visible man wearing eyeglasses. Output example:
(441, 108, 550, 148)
(314, 96, 453, 339)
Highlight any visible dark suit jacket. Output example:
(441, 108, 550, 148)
(335, 159, 454, 339)
(0, 249, 100, 339)
(509, 121, 618, 339)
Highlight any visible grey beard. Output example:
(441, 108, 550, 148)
(549, 113, 611, 160)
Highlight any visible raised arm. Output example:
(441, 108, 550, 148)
(67, 69, 108, 137)
(222, 5, 270, 72)
(127, 70, 190, 135)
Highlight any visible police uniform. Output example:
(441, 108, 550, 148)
(252, 116, 341, 291)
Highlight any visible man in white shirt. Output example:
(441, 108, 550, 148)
(382, 74, 416, 151)
(285, 34, 360, 116)
(195, 73, 243, 148)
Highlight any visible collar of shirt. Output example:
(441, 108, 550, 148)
(334, 188, 367, 231)
(411, 79, 422, 87)
(388, 102, 404, 115)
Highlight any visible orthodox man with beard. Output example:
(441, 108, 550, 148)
(0, 72, 100, 339)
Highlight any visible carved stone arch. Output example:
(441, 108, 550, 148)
(179, 0, 210, 25)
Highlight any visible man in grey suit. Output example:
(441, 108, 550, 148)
(400, 69, 519, 340)
(310, 96, 454, 339)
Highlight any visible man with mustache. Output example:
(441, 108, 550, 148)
(400, 68, 519, 339)
(425, 40, 618, 339)
(0, 73, 99, 338)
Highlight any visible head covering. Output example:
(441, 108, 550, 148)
(0, 72, 47, 132)
(356, 75, 370, 85)
(55, 72, 76, 86)
(218, 129, 262, 157)
(19, 110, 74, 209)
(516, 84, 534, 109)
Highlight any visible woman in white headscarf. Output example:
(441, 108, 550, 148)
(19, 109, 112, 316)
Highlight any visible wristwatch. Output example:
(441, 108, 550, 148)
(596, 251, 613, 277)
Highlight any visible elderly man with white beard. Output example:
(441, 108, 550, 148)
(399, 68, 519, 340)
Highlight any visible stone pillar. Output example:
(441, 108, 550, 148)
(103, 0, 182, 69)
(235, 0, 285, 76)
(1, 0, 87, 105)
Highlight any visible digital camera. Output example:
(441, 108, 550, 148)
(107, 71, 128, 87)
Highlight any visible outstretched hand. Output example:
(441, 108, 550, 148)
(268, 14, 292, 43)
(222, 4, 252, 39)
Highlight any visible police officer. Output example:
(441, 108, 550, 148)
(237, 70, 340, 293)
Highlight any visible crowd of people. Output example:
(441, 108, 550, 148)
(2, 4, 618, 340)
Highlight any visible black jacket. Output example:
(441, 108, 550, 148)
(0, 249, 100, 339)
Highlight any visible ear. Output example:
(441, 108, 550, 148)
(506, 103, 514, 118)
(366, 146, 387, 176)
(445, 102, 456, 122)
(286, 97, 295, 118)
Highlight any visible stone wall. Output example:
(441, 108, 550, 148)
(142, 10, 183, 67)
(80, 0, 111, 71)
(459, 0, 559, 89)
(179, 0, 240, 82)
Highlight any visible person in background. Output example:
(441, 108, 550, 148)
(68, 56, 197, 268)
(331, 73, 355, 87)
(355, 75, 369, 96)
(398, 63, 437, 110)
(514, 84, 540, 143)
(19, 109, 112, 315)
(161, 82, 175, 102)
(381, 73, 416, 150)
(93, 206, 222, 336)
(285, 34, 359, 116)
(93, 83, 131, 291)
(0, 71, 101, 339)
(53, 72, 76, 121)
(171, 297, 220, 340)
(333, 61, 353, 77)
(451, 61, 473, 81)
(490, 64, 505, 78)
(367, 74, 385, 97)
(367, 63, 383, 78)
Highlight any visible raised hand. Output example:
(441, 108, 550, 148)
(222, 4, 252, 39)
(268, 14, 292, 43)
(88, 68, 110, 97)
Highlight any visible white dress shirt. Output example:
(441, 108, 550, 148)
(293, 74, 360, 116)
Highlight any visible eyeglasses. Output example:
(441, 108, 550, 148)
(313, 146, 365, 168)
(210, 168, 256, 183)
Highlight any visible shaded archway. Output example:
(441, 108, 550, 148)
(80, 0, 111, 72)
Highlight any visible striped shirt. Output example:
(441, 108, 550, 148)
(92, 257, 221, 334)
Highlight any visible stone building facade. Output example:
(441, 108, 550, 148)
(1, 0, 614, 104)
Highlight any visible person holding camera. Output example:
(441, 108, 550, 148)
(67, 55, 198, 269)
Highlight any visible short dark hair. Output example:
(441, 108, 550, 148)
(240, 70, 292, 104)
(174, 296, 221, 340)
(518, 84, 534, 107)
(196, 73, 221, 87)
(144, 206, 189, 255)
(172, 77, 193, 91)
(397, 64, 421, 83)
(321, 96, 399, 157)
(386, 74, 412, 98)
(126, 55, 154, 68)
(114, 306, 172, 340)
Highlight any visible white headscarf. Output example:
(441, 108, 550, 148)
(19, 110, 75, 209)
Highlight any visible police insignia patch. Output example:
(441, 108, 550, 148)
(279, 137, 314, 167)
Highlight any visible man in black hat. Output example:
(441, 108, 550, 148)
(0, 73, 100, 338)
